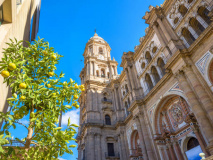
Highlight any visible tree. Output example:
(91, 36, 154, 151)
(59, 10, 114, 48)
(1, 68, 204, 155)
(0, 38, 84, 159)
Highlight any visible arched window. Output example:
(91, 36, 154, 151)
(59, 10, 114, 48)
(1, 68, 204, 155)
(125, 84, 128, 93)
(89, 46, 93, 54)
(99, 47, 103, 54)
(182, 27, 195, 46)
(104, 97, 107, 101)
(152, 46, 157, 54)
(209, 60, 213, 85)
(187, 137, 199, 151)
(128, 98, 130, 107)
(198, 6, 211, 25)
(174, 17, 179, 24)
(145, 51, 152, 63)
(157, 58, 166, 76)
(141, 62, 145, 70)
(101, 69, 105, 77)
(125, 101, 130, 116)
(189, 17, 205, 36)
(179, 5, 188, 17)
(151, 66, 160, 84)
(145, 73, 154, 91)
(130, 130, 142, 156)
(105, 115, 111, 125)
(96, 70, 99, 77)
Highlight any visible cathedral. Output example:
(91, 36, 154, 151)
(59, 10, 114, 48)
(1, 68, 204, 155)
(76, 0, 213, 159)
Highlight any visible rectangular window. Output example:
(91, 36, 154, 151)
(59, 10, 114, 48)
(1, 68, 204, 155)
(0, 4, 3, 26)
(107, 143, 115, 157)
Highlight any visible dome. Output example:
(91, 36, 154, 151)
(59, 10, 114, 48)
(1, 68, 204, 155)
(89, 32, 106, 43)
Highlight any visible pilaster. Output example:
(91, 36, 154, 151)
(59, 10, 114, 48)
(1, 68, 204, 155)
(175, 70, 213, 154)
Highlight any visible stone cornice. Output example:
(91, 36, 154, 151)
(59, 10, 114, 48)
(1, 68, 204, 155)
(84, 56, 118, 66)
(83, 40, 111, 57)
(128, 98, 144, 113)
(124, 113, 133, 124)
(133, 29, 155, 61)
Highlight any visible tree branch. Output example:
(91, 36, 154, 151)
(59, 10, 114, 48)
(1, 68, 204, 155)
(14, 121, 28, 130)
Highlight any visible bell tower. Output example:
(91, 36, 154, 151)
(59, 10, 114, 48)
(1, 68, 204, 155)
(80, 32, 118, 84)
(77, 33, 119, 160)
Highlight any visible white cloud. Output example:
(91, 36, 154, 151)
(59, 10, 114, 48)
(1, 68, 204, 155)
(61, 109, 80, 126)
(58, 158, 67, 160)
(19, 119, 29, 125)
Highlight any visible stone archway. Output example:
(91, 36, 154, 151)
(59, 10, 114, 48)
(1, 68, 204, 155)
(208, 59, 213, 85)
(130, 130, 142, 158)
(153, 95, 207, 160)
(181, 136, 204, 160)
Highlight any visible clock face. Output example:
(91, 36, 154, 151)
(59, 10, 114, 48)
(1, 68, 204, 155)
(98, 55, 104, 60)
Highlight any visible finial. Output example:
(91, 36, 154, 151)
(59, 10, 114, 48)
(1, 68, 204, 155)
(94, 29, 98, 36)
(199, 153, 205, 159)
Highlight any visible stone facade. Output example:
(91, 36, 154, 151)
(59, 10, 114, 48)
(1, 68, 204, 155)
(0, 0, 41, 127)
(77, 0, 213, 159)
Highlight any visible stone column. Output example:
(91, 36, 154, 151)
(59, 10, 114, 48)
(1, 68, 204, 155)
(115, 66, 118, 75)
(184, 65, 213, 123)
(115, 86, 121, 110)
(90, 61, 93, 75)
(196, 15, 208, 28)
(180, 36, 190, 48)
(166, 147, 172, 160)
(125, 68, 133, 91)
(188, 26, 198, 39)
(93, 62, 96, 76)
(157, 18, 171, 42)
(134, 116, 148, 160)
(90, 89, 93, 111)
(159, 147, 167, 160)
(175, 71, 213, 154)
(138, 112, 155, 160)
(149, 73, 156, 86)
(171, 138, 184, 160)
(166, 142, 177, 160)
(85, 135, 90, 160)
(94, 89, 98, 111)
(121, 131, 129, 159)
(127, 66, 136, 90)
(88, 133, 95, 160)
(153, 23, 167, 47)
(78, 147, 82, 160)
(87, 62, 89, 75)
(117, 134, 124, 160)
(156, 66, 163, 79)
(95, 134, 102, 160)
(192, 124, 209, 156)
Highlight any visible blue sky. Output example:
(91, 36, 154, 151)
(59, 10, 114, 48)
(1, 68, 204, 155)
(9, 0, 165, 159)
